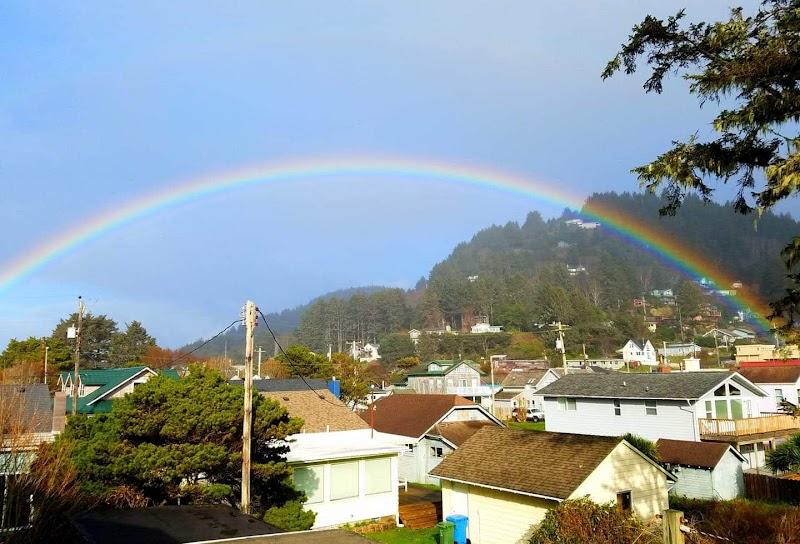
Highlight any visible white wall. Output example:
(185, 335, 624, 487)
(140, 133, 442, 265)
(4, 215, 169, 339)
(751, 381, 800, 413)
(711, 452, 745, 500)
(297, 455, 399, 529)
(670, 467, 715, 500)
(543, 397, 698, 442)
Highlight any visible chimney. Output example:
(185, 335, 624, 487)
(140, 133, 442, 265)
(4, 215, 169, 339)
(52, 391, 66, 433)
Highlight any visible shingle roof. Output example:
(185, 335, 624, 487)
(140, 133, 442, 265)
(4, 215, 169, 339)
(656, 439, 740, 469)
(365, 394, 475, 438)
(427, 420, 498, 447)
(537, 371, 760, 400)
(501, 370, 549, 388)
(430, 428, 622, 499)
(261, 389, 369, 433)
(0, 384, 52, 433)
(494, 391, 521, 401)
(738, 366, 800, 385)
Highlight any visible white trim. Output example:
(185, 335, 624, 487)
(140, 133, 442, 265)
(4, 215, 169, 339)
(86, 368, 157, 406)
(435, 475, 564, 502)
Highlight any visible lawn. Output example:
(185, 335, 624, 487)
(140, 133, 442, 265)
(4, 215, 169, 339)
(507, 420, 545, 431)
(363, 527, 438, 544)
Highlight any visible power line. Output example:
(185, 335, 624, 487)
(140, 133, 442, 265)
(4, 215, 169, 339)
(171, 318, 243, 364)
(257, 308, 342, 407)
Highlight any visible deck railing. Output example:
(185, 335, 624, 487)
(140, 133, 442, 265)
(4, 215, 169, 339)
(699, 415, 800, 438)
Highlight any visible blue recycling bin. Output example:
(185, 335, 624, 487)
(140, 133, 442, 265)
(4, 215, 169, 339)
(446, 514, 468, 544)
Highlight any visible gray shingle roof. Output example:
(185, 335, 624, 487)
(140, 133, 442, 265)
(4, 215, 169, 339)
(0, 384, 52, 433)
(537, 371, 761, 400)
(235, 378, 329, 393)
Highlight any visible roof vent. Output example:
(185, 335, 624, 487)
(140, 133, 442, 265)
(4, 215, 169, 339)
(645, 386, 650, 392)
(622, 381, 627, 387)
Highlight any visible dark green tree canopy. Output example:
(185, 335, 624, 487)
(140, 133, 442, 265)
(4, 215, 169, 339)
(52, 367, 305, 514)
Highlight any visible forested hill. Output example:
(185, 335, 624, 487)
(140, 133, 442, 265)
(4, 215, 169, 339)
(186, 192, 796, 360)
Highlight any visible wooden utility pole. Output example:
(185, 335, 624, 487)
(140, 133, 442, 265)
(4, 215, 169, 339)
(240, 300, 257, 514)
(256, 346, 264, 377)
(71, 296, 85, 417)
(43, 340, 49, 385)
(662, 509, 685, 544)
(552, 322, 568, 369)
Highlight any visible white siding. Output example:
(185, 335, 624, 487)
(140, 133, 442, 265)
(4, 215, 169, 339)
(750, 381, 800, 414)
(441, 480, 556, 544)
(670, 467, 715, 500)
(543, 397, 697, 442)
(711, 452, 745, 500)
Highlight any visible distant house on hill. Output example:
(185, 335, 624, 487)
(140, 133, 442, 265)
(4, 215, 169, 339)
(617, 339, 657, 366)
(402, 360, 498, 407)
(430, 428, 672, 544)
(658, 342, 700, 358)
(58, 366, 177, 415)
(657, 439, 747, 500)
(365, 394, 501, 485)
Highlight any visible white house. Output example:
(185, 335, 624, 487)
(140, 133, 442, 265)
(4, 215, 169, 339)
(738, 365, 800, 413)
(286, 429, 404, 529)
(430, 428, 673, 544)
(365, 394, 502, 485)
(348, 341, 380, 363)
(657, 439, 747, 500)
(408, 329, 421, 346)
(658, 343, 700, 358)
(617, 339, 658, 366)
(495, 368, 563, 418)
(470, 319, 503, 334)
(537, 371, 798, 468)
(403, 360, 498, 407)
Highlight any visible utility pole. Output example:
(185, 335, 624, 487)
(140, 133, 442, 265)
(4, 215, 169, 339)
(552, 322, 569, 369)
(713, 332, 721, 367)
(43, 340, 49, 385)
(71, 296, 85, 417)
(256, 346, 264, 377)
(490, 357, 496, 417)
(240, 300, 257, 515)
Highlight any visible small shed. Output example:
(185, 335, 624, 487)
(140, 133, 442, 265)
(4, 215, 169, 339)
(657, 439, 747, 500)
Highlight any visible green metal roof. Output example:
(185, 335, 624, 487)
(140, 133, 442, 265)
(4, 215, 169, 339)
(64, 366, 153, 414)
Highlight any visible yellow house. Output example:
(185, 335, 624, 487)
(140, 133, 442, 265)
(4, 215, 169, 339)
(735, 344, 800, 363)
(430, 428, 673, 544)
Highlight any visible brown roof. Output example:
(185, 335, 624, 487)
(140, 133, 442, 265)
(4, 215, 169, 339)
(428, 420, 499, 447)
(430, 427, 622, 499)
(494, 391, 522, 401)
(364, 394, 474, 438)
(261, 390, 369, 433)
(737, 366, 800, 385)
(656, 439, 738, 469)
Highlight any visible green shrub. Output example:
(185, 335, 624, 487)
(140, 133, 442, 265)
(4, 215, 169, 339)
(621, 433, 659, 461)
(263, 500, 316, 532)
(528, 498, 659, 544)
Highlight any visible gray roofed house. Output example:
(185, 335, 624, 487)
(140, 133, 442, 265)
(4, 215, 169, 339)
(0, 384, 54, 434)
(538, 371, 798, 470)
(537, 371, 763, 400)
(249, 378, 329, 393)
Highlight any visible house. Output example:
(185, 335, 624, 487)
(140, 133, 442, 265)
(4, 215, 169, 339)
(494, 368, 562, 418)
(348, 341, 380, 363)
(658, 342, 700, 358)
(403, 360, 498, 407)
(538, 371, 798, 468)
(703, 328, 756, 346)
(736, 344, 800, 363)
(364, 394, 502, 485)
(248, 378, 403, 529)
(470, 322, 503, 334)
(617, 339, 658, 366)
(409, 329, 421, 345)
(58, 366, 177, 414)
(1, 384, 65, 531)
(489, 357, 549, 373)
(657, 439, 747, 500)
(567, 358, 625, 370)
(737, 365, 800, 413)
(651, 289, 674, 298)
(430, 428, 673, 544)
(566, 265, 586, 276)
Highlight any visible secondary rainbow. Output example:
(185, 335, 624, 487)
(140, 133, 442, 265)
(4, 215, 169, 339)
(0, 155, 773, 331)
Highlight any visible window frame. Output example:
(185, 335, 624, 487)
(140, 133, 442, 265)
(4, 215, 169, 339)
(329, 461, 360, 501)
(613, 399, 621, 416)
(644, 400, 657, 416)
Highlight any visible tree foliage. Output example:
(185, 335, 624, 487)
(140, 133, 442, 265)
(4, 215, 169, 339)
(622, 433, 659, 462)
(276, 345, 332, 379)
(602, 1, 800, 334)
(330, 352, 370, 407)
(765, 431, 800, 473)
(47, 367, 308, 521)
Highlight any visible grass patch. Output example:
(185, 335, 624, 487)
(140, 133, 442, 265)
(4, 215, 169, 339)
(408, 482, 441, 491)
(363, 527, 439, 544)
(507, 420, 545, 431)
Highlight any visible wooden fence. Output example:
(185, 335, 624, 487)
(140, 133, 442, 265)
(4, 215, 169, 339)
(744, 472, 800, 504)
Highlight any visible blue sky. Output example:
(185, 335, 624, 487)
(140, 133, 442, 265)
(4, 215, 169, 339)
(1, 0, 782, 347)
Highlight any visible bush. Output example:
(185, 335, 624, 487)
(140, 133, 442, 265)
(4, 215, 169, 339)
(622, 433, 659, 461)
(670, 496, 800, 544)
(263, 500, 316, 532)
(528, 498, 660, 544)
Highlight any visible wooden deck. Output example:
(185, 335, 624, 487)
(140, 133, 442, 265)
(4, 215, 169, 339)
(699, 415, 800, 440)
(398, 486, 442, 529)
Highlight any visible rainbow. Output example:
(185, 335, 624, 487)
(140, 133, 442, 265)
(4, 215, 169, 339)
(0, 155, 774, 332)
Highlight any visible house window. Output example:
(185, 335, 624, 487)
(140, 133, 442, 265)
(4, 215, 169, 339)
(775, 389, 784, 404)
(330, 461, 359, 500)
(459, 379, 468, 388)
(714, 385, 726, 397)
(430, 447, 444, 458)
(616, 490, 632, 512)
(715, 400, 729, 419)
(613, 399, 621, 416)
(293, 465, 324, 504)
(644, 400, 657, 416)
(704, 400, 713, 419)
(364, 457, 392, 495)
(728, 384, 741, 396)
(730, 399, 744, 420)
(739, 443, 755, 454)
(558, 398, 577, 411)
(405, 443, 415, 452)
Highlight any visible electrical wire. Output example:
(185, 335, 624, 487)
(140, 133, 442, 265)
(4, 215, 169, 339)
(171, 318, 243, 364)
(257, 307, 344, 407)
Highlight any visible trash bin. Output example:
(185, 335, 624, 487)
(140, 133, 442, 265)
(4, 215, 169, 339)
(446, 514, 468, 544)
(437, 521, 455, 544)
